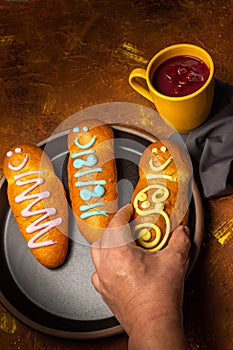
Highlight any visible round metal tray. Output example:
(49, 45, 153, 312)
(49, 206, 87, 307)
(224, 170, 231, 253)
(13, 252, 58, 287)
(0, 124, 204, 339)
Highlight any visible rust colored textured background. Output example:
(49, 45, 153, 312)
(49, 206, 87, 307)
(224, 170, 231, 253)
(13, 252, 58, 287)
(0, 1, 232, 349)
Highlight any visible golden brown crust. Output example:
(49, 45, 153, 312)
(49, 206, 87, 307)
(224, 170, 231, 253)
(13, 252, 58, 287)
(131, 140, 192, 251)
(67, 120, 118, 243)
(3, 144, 68, 268)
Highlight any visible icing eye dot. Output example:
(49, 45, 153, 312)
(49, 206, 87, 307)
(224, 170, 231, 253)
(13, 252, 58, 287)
(160, 146, 167, 153)
(73, 127, 80, 133)
(152, 147, 158, 153)
(83, 126, 89, 132)
(15, 148, 22, 153)
(6, 151, 13, 157)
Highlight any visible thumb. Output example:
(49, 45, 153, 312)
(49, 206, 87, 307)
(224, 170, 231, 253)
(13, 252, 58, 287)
(100, 203, 134, 248)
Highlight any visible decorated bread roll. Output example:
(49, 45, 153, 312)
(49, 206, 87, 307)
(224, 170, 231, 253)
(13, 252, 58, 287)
(131, 140, 192, 251)
(67, 120, 118, 243)
(3, 144, 68, 268)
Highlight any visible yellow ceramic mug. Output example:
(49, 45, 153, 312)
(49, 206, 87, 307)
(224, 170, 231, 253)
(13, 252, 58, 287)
(129, 44, 215, 133)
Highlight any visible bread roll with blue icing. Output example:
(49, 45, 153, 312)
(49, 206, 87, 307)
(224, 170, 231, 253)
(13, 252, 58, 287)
(131, 140, 192, 251)
(3, 144, 68, 268)
(67, 120, 118, 243)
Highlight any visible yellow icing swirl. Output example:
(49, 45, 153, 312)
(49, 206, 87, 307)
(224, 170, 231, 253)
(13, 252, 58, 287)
(133, 185, 169, 216)
(134, 211, 171, 252)
(133, 146, 175, 251)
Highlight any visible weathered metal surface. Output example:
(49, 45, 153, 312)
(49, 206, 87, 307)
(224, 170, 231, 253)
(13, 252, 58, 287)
(0, 1, 232, 349)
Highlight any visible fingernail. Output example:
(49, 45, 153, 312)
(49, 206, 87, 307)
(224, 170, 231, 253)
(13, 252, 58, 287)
(183, 226, 190, 237)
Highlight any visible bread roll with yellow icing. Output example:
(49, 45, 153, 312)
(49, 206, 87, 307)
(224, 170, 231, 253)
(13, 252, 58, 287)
(131, 140, 192, 251)
(3, 144, 68, 268)
(67, 120, 118, 243)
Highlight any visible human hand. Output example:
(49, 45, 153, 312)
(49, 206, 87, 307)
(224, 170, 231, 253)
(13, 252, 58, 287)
(91, 203, 190, 349)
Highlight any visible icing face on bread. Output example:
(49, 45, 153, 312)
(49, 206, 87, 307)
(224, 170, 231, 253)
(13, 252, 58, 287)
(71, 126, 108, 219)
(67, 120, 118, 243)
(133, 145, 176, 251)
(3, 143, 68, 268)
(131, 139, 193, 252)
(6, 146, 62, 249)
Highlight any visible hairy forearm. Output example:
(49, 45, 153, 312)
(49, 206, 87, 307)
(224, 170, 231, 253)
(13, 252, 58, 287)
(128, 313, 187, 350)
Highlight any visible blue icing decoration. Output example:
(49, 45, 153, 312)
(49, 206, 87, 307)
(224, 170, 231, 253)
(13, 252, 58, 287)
(80, 210, 108, 219)
(75, 168, 103, 178)
(80, 202, 104, 212)
(73, 154, 98, 169)
(71, 149, 95, 158)
(76, 180, 106, 187)
(75, 135, 96, 149)
(80, 184, 106, 200)
(70, 128, 108, 219)
(73, 127, 80, 132)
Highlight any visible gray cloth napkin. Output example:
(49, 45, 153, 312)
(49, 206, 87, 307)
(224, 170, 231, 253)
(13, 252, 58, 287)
(185, 80, 233, 198)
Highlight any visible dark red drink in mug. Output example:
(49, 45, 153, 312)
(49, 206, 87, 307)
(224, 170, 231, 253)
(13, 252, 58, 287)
(152, 55, 210, 97)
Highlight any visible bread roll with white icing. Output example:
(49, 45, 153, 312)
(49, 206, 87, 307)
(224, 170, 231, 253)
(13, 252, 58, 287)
(3, 144, 68, 268)
(67, 120, 118, 243)
(131, 140, 192, 251)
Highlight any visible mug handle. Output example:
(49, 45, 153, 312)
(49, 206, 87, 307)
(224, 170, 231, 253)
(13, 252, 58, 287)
(129, 68, 154, 103)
